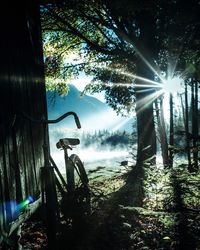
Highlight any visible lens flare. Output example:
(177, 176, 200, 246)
(27, 196, 34, 203)
(17, 196, 34, 210)
(2, 196, 34, 223)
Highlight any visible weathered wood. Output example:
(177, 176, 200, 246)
(0, 1, 47, 240)
(8, 197, 42, 237)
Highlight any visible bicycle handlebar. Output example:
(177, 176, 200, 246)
(20, 111, 81, 128)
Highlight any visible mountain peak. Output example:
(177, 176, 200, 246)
(47, 84, 109, 119)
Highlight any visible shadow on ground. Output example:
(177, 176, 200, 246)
(58, 167, 175, 250)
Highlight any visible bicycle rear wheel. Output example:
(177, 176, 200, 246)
(67, 154, 89, 192)
(63, 154, 90, 224)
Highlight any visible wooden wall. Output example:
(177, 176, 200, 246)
(0, 1, 47, 239)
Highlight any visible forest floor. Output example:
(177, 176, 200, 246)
(8, 163, 200, 250)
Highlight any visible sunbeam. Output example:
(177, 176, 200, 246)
(136, 89, 164, 114)
(133, 47, 165, 83)
(92, 50, 186, 116)
(96, 65, 163, 88)
(111, 116, 133, 132)
(111, 69, 162, 87)
(101, 82, 134, 87)
(135, 88, 157, 94)
(167, 59, 178, 81)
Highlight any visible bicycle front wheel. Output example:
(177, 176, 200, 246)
(67, 154, 89, 192)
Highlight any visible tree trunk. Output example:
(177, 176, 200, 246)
(195, 80, 199, 168)
(135, 61, 157, 167)
(191, 78, 198, 172)
(169, 93, 174, 168)
(155, 98, 169, 167)
(185, 82, 192, 171)
(134, 11, 158, 168)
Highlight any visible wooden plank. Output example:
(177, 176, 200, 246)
(8, 196, 42, 236)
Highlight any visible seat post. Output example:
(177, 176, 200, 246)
(63, 146, 69, 159)
(63, 146, 69, 182)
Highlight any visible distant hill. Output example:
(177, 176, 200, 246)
(47, 84, 134, 132)
(47, 84, 109, 119)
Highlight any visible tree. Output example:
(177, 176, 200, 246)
(155, 98, 169, 167)
(40, 0, 200, 170)
(191, 78, 199, 171)
(184, 82, 192, 169)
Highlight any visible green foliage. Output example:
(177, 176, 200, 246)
(143, 162, 200, 210)
(173, 168, 200, 209)
(186, 63, 196, 74)
(81, 130, 132, 149)
(101, 131, 131, 147)
(45, 77, 69, 95)
(143, 164, 172, 211)
(142, 162, 200, 247)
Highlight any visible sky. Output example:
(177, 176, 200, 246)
(71, 74, 106, 103)
(64, 52, 106, 102)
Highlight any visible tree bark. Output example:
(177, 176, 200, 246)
(134, 11, 158, 168)
(191, 78, 198, 172)
(155, 98, 169, 167)
(135, 61, 157, 167)
(169, 93, 174, 168)
(185, 82, 192, 171)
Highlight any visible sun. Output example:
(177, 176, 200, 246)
(162, 76, 182, 93)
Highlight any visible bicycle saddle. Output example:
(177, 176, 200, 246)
(56, 138, 80, 149)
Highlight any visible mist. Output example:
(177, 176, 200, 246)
(49, 126, 133, 174)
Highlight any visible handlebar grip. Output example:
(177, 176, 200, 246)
(75, 116, 81, 129)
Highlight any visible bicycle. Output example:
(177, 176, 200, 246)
(54, 136, 90, 224)
(17, 111, 89, 249)
(56, 137, 89, 192)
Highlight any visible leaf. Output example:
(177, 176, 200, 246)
(186, 63, 196, 74)
(163, 236, 171, 240)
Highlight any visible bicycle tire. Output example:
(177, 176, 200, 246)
(62, 154, 91, 226)
(67, 154, 89, 192)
